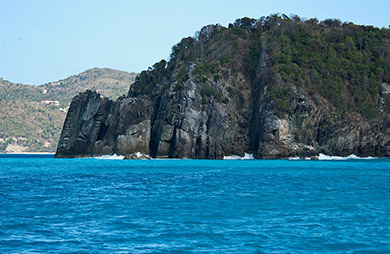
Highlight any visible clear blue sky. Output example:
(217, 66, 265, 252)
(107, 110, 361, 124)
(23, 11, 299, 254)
(1, 0, 389, 85)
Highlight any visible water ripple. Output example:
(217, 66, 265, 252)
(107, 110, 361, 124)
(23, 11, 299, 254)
(0, 155, 389, 253)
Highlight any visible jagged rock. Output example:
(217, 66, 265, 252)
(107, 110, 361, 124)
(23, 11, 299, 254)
(55, 16, 390, 159)
(55, 90, 153, 158)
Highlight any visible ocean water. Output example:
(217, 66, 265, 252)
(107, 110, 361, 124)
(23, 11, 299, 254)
(0, 155, 389, 253)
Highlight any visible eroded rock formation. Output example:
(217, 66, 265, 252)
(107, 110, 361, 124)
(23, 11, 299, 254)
(55, 15, 390, 158)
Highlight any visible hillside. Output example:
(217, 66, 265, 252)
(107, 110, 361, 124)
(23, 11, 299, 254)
(0, 68, 136, 152)
(56, 14, 390, 159)
(40, 68, 137, 106)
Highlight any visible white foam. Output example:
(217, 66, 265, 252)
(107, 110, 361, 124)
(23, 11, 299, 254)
(288, 153, 376, 160)
(317, 153, 375, 160)
(134, 152, 148, 158)
(224, 153, 254, 160)
(94, 154, 124, 160)
(242, 153, 255, 160)
(317, 153, 346, 160)
(347, 154, 375, 160)
(224, 155, 242, 160)
(288, 156, 312, 160)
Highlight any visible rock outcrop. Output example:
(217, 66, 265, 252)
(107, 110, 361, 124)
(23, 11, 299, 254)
(55, 15, 390, 159)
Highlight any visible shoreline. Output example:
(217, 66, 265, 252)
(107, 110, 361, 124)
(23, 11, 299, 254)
(0, 152, 55, 155)
(65, 153, 384, 161)
(1, 153, 387, 160)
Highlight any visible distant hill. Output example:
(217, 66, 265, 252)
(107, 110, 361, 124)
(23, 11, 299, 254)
(0, 68, 137, 153)
(40, 68, 137, 105)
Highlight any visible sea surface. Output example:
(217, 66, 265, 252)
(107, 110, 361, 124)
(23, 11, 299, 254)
(0, 154, 389, 253)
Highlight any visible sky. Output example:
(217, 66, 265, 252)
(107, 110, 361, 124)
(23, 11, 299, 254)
(1, 0, 390, 85)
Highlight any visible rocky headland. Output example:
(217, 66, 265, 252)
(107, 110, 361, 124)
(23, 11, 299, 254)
(55, 15, 390, 159)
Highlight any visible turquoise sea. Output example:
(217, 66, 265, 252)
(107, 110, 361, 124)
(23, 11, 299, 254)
(0, 154, 389, 253)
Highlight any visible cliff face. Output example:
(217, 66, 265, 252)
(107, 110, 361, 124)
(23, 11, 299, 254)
(55, 16, 390, 158)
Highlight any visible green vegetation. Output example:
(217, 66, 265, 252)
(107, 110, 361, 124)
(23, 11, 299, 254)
(175, 82, 185, 91)
(132, 60, 168, 96)
(126, 14, 390, 121)
(269, 85, 293, 113)
(200, 82, 225, 103)
(0, 100, 66, 152)
(258, 15, 390, 119)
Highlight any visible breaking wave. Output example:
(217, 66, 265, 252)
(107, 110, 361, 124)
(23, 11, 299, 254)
(224, 153, 254, 160)
(317, 153, 376, 160)
(289, 153, 376, 160)
(93, 154, 124, 160)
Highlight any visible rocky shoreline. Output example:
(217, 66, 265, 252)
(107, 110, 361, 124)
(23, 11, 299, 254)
(55, 16, 390, 159)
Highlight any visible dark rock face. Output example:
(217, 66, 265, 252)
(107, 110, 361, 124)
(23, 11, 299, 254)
(55, 17, 390, 159)
(56, 90, 154, 158)
(55, 81, 390, 159)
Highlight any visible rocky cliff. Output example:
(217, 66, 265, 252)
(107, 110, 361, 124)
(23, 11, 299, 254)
(55, 15, 390, 159)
